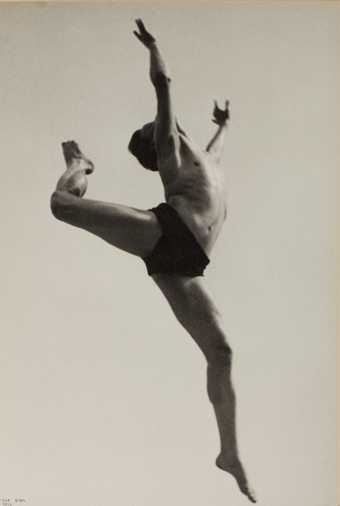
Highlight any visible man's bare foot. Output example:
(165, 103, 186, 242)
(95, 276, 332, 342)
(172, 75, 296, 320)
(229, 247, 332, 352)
(56, 141, 94, 197)
(216, 453, 257, 503)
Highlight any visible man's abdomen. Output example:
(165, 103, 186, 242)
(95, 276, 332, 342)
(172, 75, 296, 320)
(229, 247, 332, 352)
(167, 191, 226, 256)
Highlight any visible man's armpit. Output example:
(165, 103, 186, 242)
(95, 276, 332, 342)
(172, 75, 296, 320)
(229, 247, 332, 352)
(157, 134, 181, 164)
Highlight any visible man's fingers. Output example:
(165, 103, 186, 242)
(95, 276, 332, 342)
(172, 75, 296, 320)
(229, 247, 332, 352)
(135, 18, 146, 33)
(133, 30, 142, 40)
(213, 99, 230, 113)
(213, 101, 220, 117)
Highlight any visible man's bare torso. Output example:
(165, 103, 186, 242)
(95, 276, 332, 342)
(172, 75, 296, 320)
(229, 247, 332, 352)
(159, 131, 227, 256)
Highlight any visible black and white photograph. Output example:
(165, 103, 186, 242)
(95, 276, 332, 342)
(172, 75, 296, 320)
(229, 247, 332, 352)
(0, 2, 338, 506)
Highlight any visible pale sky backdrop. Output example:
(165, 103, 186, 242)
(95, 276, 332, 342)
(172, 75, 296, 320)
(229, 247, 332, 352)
(0, 3, 338, 506)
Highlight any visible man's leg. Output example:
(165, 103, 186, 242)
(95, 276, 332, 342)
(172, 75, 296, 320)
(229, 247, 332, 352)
(51, 142, 161, 257)
(152, 274, 256, 503)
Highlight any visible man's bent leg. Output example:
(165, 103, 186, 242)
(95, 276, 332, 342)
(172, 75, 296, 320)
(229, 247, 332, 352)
(51, 140, 161, 257)
(152, 274, 256, 503)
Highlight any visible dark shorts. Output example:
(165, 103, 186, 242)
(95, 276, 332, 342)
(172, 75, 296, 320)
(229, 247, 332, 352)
(142, 203, 210, 277)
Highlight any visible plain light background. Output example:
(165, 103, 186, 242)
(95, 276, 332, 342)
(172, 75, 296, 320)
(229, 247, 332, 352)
(0, 3, 338, 506)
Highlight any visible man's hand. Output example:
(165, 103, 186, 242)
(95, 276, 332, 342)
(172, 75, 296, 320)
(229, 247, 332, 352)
(133, 19, 156, 48)
(212, 100, 230, 126)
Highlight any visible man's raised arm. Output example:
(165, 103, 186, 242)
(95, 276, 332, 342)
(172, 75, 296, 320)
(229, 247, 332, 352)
(133, 19, 178, 157)
(206, 100, 230, 163)
(133, 18, 170, 87)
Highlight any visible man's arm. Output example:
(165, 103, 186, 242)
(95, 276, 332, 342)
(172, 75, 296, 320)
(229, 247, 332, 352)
(134, 19, 178, 158)
(206, 100, 230, 163)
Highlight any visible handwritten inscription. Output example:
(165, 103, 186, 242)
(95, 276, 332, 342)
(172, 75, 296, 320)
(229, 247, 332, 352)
(0, 499, 26, 506)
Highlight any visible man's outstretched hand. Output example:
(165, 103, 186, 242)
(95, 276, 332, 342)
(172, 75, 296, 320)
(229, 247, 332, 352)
(212, 100, 230, 125)
(133, 19, 156, 48)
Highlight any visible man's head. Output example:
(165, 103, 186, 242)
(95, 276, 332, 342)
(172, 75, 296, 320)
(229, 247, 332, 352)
(128, 122, 158, 172)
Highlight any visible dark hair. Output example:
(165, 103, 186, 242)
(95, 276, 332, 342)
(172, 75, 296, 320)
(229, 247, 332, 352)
(128, 128, 158, 172)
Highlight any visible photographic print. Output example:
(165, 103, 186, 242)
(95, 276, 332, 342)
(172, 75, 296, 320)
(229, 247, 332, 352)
(0, 2, 338, 506)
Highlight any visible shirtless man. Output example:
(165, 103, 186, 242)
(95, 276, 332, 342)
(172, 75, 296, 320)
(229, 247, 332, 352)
(50, 19, 256, 503)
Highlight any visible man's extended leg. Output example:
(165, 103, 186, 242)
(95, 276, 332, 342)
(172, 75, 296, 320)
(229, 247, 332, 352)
(152, 274, 256, 503)
(51, 142, 161, 257)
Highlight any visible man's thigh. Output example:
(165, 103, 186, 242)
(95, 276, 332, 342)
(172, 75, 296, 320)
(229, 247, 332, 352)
(52, 191, 162, 257)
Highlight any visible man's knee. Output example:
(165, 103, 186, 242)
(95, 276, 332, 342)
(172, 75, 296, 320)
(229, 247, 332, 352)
(50, 191, 61, 219)
(50, 190, 72, 221)
(209, 341, 233, 368)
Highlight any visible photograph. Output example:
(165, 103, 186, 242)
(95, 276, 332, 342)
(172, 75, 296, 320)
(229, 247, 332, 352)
(0, 2, 338, 506)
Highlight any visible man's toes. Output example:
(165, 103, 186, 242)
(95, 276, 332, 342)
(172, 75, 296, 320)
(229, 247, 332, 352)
(242, 484, 256, 503)
(248, 492, 257, 503)
(62, 140, 81, 154)
(62, 140, 81, 163)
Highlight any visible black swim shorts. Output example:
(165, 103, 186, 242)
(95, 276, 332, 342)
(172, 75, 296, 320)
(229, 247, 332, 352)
(142, 203, 210, 277)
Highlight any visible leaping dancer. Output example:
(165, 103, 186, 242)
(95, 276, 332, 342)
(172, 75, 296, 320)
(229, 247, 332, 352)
(50, 19, 256, 503)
